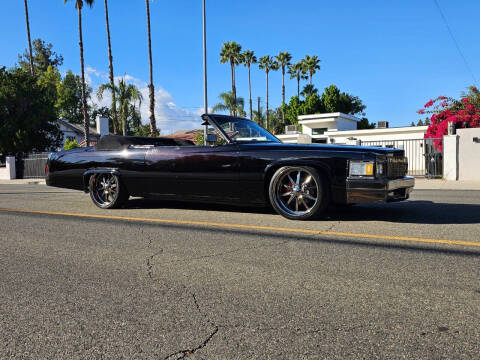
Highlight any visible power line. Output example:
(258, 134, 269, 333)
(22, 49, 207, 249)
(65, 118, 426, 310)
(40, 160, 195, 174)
(433, 0, 477, 85)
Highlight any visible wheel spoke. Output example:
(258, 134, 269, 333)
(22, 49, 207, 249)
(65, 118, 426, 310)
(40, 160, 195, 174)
(300, 196, 309, 210)
(296, 171, 301, 186)
(287, 174, 295, 186)
(302, 175, 312, 186)
(281, 191, 292, 197)
(286, 194, 295, 205)
(295, 198, 299, 212)
(303, 193, 317, 202)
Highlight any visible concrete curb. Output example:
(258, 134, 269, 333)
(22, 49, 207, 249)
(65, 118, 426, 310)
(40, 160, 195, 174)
(0, 179, 46, 185)
(414, 179, 480, 191)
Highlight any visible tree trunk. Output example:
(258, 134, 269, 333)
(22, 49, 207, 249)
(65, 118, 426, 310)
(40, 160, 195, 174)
(77, 6, 90, 147)
(309, 71, 312, 85)
(230, 60, 236, 117)
(146, 0, 157, 136)
(266, 70, 269, 131)
(104, 0, 118, 134)
(297, 74, 300, 98)
(23, 0, 34, 76)
(248, 64, 252, 120)
(281, 66, 285, 124)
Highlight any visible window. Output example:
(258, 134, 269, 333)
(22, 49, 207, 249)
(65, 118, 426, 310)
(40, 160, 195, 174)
(312, 128, 328, 135)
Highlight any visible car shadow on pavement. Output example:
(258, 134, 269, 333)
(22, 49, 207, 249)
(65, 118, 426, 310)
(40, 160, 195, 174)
(126, 198, 480, 225)
(325, 201, 480, 225)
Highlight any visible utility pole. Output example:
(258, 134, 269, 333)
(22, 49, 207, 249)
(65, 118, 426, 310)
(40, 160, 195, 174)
(202, 0, 208, 145)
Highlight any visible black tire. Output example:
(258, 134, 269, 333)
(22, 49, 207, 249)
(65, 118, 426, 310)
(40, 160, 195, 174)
(89, 173, 129, 209)
(268, 166, 328, 220)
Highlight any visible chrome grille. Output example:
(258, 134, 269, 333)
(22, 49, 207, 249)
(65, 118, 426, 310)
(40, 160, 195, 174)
(386, 157, 408, 178)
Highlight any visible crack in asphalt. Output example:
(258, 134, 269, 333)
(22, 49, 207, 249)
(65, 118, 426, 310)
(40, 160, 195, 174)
(163, 292, 219, 360)
(145, 242, 219, 359)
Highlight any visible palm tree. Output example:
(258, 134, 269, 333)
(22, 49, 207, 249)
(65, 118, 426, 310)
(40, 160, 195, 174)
(258, 56, 279, 131)
(288, 61, 307, 98)
(220, 41, 242, 116)
(145, 0, 157, 136)
(252, 106, 266, 127)
(241, 50, 256, 120)
(301, 84, 318, 98)
(23, 0, 34, 76)
(98, 79, 143, 136)
(103, 0, 119, 134)
(303, 55, 321, 85)
(212, 91, 246, 117)
(275, 52, 292, 107)
(64, 0, 94, 147)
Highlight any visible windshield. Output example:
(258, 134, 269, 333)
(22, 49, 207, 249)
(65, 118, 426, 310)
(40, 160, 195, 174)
(212, 116, 280, 143)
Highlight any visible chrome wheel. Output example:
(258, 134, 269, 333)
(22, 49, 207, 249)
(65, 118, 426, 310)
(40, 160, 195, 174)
(273, 167, 320, 217)
(91, 173, 119, 207)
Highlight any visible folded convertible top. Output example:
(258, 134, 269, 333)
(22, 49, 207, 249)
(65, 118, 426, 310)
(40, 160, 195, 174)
(95, 135, 194, 150)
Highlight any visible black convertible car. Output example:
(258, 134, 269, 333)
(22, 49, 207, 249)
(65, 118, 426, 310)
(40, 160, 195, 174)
(46, 114, 414, 220)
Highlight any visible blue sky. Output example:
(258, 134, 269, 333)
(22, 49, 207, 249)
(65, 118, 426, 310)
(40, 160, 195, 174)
(1, 0, 479, 134)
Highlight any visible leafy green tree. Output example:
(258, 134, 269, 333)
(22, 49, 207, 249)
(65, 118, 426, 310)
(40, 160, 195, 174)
(258, 56, 279, 130)
(357, 117, 376, 129)
(302, 55, 321, 85)
(56, 70, 92, 124)
(321, 85, 366, 116)
(64, 138, 80, 150)
(18, 38, 64, 74)
(241, 50, 256, 120)
(0, 67, 62, 154)
(64, 0, 95, 146)
(37, 65, 61, 109)
(145, 0, 157, 136)
(288, 61, 307, 98)
(102, 0, 118, 134)
(417, 119, 424, 126)
(252, 105, 266, 127)
(220, 41, 242, 115)
(212, 91, 246, 117)
(411, 121, 416, 127)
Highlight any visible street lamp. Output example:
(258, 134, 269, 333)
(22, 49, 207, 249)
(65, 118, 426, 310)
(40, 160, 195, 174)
(202, 0, 208, 145)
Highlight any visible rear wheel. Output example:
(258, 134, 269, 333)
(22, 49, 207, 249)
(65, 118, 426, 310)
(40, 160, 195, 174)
(89, 173, 129, 209)
(269, 166, 328, 220)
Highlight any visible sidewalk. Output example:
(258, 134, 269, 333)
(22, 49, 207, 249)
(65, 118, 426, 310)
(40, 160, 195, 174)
(414, 178, 480, 190)
(0, 179, 46, 185)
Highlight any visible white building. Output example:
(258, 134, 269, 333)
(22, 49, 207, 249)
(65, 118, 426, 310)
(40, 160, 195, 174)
(57, 116, 109, 149)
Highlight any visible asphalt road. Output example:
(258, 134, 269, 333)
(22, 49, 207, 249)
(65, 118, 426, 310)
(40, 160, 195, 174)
(1, 184, 480, 359)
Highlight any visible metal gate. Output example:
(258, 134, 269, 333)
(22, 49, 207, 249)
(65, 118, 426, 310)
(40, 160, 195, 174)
(16, 153, 50, 179)
(361, 138, 443, 178)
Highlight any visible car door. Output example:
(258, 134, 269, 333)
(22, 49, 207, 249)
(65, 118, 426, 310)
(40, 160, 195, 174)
(145, 144, 240, 201)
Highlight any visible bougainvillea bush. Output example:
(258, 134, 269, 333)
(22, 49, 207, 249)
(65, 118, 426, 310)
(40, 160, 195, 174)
(418, 86, 480, 151)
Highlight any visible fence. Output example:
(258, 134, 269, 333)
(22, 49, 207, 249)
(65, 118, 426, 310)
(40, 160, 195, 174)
(361, 138, 443, 178)
(16, 153, 50, 179)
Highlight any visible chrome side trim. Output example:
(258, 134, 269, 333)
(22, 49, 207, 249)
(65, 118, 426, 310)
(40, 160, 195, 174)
(387, 176, 415, 191)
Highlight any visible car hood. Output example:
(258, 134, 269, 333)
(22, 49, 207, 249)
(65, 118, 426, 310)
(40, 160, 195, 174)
(239, 142, 405, 156)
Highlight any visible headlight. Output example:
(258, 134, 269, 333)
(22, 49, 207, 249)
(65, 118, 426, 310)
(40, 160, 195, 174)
(349, 160, 374, 177)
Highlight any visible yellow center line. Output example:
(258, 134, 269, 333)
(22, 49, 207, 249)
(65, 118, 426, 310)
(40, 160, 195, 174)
(1, 207, 479, 248)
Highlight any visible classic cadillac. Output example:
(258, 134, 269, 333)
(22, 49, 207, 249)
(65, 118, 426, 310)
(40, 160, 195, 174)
(46, 114, 414, 220)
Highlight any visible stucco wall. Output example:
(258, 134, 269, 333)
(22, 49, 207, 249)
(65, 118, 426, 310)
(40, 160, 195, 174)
(457, 128, 480, 181)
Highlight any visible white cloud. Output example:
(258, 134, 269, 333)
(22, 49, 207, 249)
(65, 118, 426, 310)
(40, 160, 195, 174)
(87, 67, 202, 134)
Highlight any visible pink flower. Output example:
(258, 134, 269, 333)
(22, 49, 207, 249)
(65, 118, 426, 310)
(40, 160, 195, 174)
(424, 100, 434, 108)
(417, 109, 425, 115)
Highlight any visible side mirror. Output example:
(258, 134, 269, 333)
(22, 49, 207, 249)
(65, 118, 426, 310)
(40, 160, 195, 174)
(206, 133, 217, 146)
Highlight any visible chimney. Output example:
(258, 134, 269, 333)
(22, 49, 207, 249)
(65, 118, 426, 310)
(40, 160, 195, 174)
(377, 121, 389, 129)
(96, 116, 109, 137)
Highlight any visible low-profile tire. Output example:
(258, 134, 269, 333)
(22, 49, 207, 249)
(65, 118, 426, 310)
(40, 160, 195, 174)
(269, 166, 328, 220)
(89, 173, 129, 209)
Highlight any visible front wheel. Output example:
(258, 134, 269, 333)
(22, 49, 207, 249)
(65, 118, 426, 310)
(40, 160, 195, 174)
(89, 173, 129, 209)
(269, 166, 328, 220)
